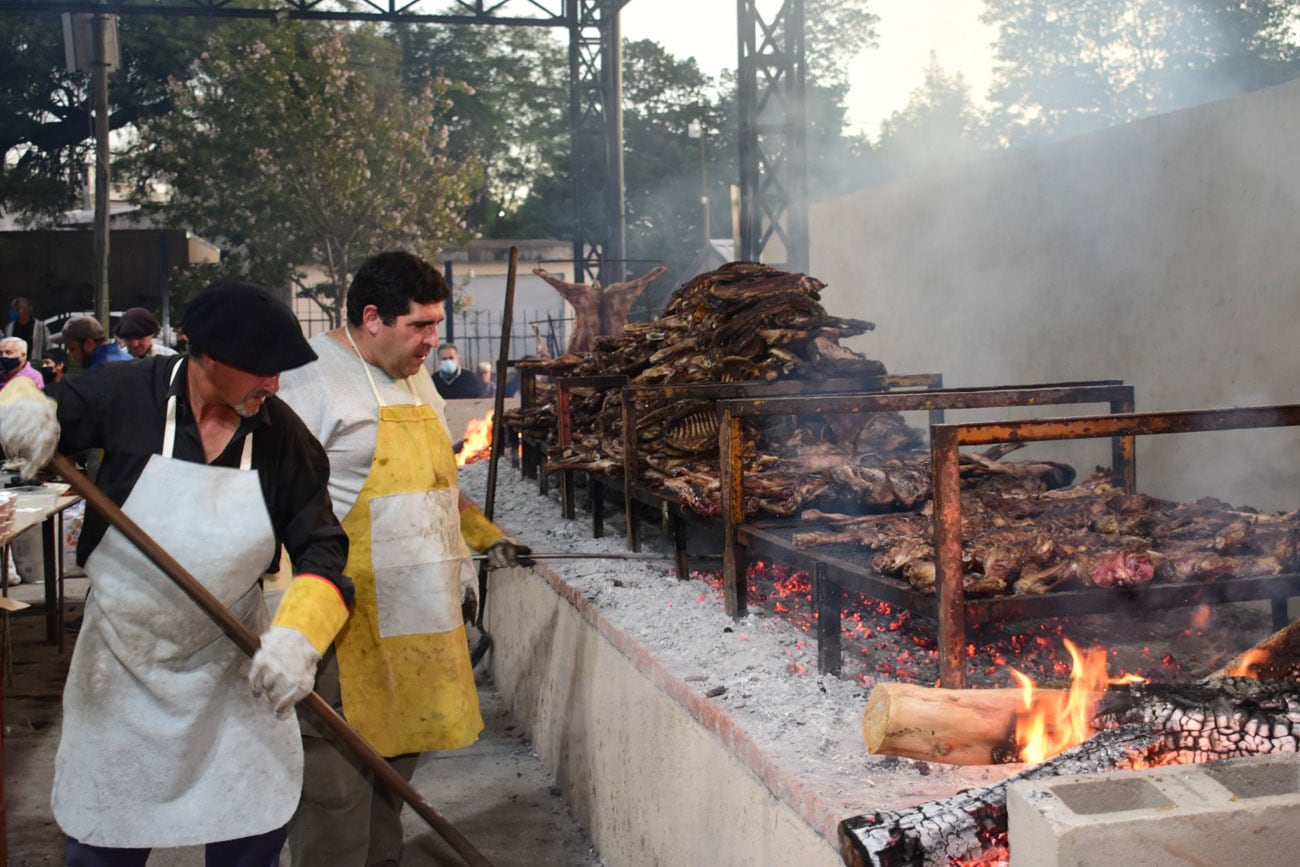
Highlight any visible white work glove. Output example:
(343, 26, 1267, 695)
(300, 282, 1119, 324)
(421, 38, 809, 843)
(248, 625, 321, 716)
(485, 538, 533, 569)
(0, 381, 59, 480)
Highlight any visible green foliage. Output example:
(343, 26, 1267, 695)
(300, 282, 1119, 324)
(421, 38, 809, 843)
(129, 20, 480, 325)
(867, 55, 994, 182)
(0, 13, 213, 220)
(393, 23, 569, 235)
(982, 0, 1300, 144)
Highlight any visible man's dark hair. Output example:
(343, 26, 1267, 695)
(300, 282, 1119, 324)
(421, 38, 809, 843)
(41, 348, 67, 365)
(346, 251, 449, 327)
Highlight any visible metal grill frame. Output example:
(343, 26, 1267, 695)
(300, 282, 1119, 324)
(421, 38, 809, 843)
(929, 404, 1300, 686)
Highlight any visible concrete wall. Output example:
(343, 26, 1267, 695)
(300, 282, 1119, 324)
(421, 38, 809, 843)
(485, 566, 842, 867)
(811, 78, 1300, 512)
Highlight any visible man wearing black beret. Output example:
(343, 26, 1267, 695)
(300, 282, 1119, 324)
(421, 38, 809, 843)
(0, 281, 355, 864)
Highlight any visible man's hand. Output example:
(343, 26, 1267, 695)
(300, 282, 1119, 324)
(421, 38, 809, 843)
(249, 625, 321, 715)
(0, 379, 59, 479)
(485, 538, 533, 569)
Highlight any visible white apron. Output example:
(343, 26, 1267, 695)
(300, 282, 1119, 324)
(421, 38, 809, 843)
(52, 375, 302, 847)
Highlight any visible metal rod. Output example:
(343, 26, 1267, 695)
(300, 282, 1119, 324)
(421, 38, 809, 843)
(49, 453, 495, 867)
(484, 245, 518, 524)
(472, 551, 720, 562)
(475, 245, 519, 639)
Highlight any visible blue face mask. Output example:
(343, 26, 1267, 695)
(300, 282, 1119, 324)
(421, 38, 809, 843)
(7, 309, 18, 322)
(0, 356, 20, 372)
(439, 359, 458, 376)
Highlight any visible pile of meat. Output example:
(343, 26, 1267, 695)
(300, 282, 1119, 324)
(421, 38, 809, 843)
(504, 262, 1074, 518)
(506, 261, 1300, 600)
(797, 470, 1300, 596)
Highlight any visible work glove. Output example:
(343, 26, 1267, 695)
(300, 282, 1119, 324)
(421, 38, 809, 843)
(0, 379, 59, 480)
(249, 625, 321, 716)
(485, 538, 533, 569)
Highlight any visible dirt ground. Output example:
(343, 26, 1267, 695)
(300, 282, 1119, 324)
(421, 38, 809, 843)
(1, 578, 604, 867)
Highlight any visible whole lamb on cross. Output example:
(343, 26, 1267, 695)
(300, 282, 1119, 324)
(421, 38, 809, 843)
(532, 264, 669, 355)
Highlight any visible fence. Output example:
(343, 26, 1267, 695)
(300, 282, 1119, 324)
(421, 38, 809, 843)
(443, 307, 572, 370)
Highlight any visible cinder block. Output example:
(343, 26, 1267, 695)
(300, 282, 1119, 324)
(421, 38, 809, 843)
(1007, 753, 1300, 866)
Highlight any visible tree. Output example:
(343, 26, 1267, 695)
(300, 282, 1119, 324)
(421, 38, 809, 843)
(0, 13, 212, 220)
(130, 21, 480, 324)
(868, 54, 993, 181)
(982, 0, 1300, 145)
(394, 23, 569, 237)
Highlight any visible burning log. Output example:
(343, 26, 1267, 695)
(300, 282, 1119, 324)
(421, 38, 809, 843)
(1210, 617, 1300, 680)
(861, 683, 1073, 766)
(842, 677, 1300, 867)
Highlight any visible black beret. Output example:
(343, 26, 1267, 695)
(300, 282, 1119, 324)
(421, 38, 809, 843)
(181, 282, 316, 376)
(115, 307, 160, 339)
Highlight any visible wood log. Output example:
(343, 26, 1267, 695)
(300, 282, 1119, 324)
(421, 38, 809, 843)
(1208, 617, 1300, 681)
(842, 678, 1300, 867)
(863, 682, 1088, 766)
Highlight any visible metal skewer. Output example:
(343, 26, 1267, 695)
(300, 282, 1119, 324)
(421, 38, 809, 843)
(472, 552, 720, 562)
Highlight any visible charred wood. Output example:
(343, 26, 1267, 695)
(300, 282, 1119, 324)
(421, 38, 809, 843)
(842, 677, 1300, 867)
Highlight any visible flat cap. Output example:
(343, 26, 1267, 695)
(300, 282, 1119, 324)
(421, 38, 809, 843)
(181, 282, 316, 376)
(115, 307, 160, 339)
(61, 316, 105, 343)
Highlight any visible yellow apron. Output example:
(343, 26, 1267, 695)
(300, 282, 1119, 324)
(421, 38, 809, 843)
(334, 346, 483, 757)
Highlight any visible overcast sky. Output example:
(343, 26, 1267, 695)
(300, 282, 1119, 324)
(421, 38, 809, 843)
(620, 0, 998, 138)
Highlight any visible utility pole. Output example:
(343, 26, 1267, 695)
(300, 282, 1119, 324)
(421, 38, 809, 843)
(91, 6, 113, 331)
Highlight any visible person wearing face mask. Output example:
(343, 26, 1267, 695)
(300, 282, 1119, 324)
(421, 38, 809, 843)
(39, 349, 67, 398)
(5, 297, 53, 360)
(430, 342, 482, 399)
(0, 336, 46, 391)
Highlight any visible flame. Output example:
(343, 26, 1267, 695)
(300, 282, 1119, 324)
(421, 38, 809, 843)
(1224, 647, 1269, 678)
(1010, 638, 1145, 764)
(456, 411, 494, 466)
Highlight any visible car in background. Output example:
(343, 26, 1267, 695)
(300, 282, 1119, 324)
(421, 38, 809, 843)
(42, 311, 126, 347)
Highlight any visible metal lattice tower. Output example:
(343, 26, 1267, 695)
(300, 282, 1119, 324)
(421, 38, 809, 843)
(569, 1, 627, 285)
(737, 0, 808, 272)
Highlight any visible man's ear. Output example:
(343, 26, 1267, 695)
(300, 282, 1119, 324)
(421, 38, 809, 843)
(361, 304, 383, 336)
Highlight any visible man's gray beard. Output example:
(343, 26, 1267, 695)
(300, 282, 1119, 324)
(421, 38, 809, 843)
(235, 404, 257, 419)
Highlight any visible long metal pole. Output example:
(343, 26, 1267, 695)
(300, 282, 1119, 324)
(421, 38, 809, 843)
(469, 245, 517, 648)
(91, 6, 111, 331)
(483, 245, 518, 523)
(48, 453, 495, 867)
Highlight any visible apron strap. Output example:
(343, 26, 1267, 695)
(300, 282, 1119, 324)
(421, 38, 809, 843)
(342, 325, 419, 406)
(163, 360, 254, 470)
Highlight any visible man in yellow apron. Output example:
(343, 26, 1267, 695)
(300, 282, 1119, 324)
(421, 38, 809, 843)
(0, 282, 354, 866)
(277, 250, 531, 866)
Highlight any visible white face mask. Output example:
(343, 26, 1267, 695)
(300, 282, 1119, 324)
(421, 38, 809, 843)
(439, 359, 458, 376)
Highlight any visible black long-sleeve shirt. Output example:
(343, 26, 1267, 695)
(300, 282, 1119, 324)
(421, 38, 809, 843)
(56, 355, 353, 604)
